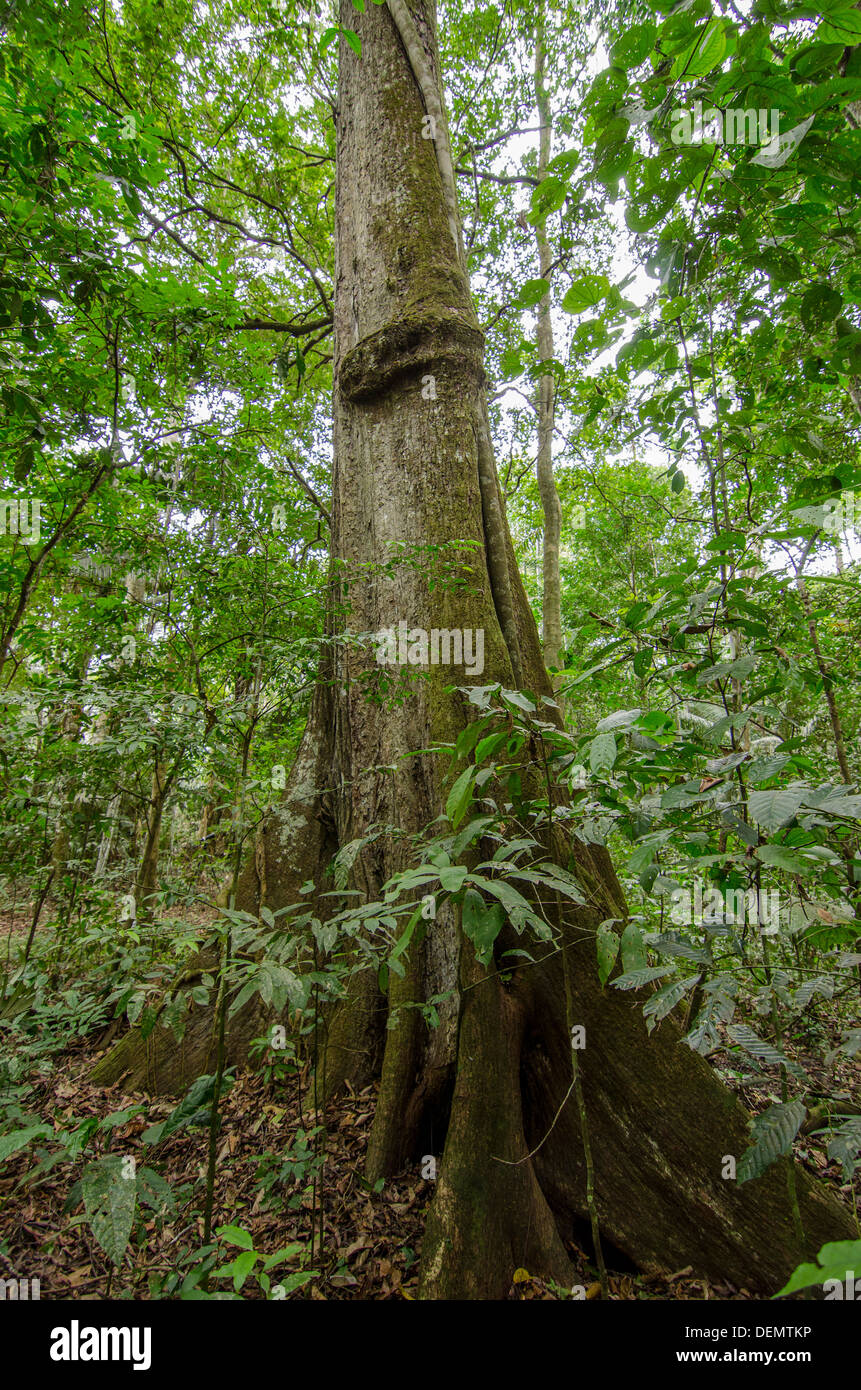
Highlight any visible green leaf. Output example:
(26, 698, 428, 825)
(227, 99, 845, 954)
(737, 1101, 806, 1184)
(826, 1120, 861, 1180)
(643, 973, 701, 1023)
(626, 840, 658, 873)
(705, 530, 746, 551)
(82, 1156, 136, 1267)
(589, 731, 617, 772)
(620, 921, 648, 972)
(446, 766, 476, 829)
(612, 965, 675, 990)
(597, 921, 621, 986)
(776, 1240, 861, 1298)
(529, 176, 568, 221)
(0, 1125, 51, 1162)
(754, 844, 813, 874)
(817, 11, 861, 43)
(748, 787, 806, 832)
(611, 23, 657, 67)
(562, 272, 611, 314)
(461, 888, 505, 968)
(231, 1249, 258, 1290)
(815, 795, 861, 819)
(727, 1025, 805, 1077)
(439, 864, 468, 893)
(217, 1224, 255, 1250)
(671, 20, 727, 78)
(501, 688, 536, 714)
(516, 278, 550, 308)
(801, 283, 842, 333)
(696, 654, 757, 684)
(596, 707, 642, 731)
(751, 116, 815, 170)
(143, 1073, 223, 1146)
(474, 876, 539, 932)
(136, 1167, 174, 1215)
(474, 730, 510, 764)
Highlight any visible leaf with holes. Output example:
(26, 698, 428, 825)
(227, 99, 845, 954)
(81, 1155, 137, 1267)
(562, 272, 611, 314)
(620, 922, 648, 972)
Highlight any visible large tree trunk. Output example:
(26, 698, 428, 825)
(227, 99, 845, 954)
(92, 0, 852, 1297)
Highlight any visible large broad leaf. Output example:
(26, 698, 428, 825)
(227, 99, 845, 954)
(143, 1073, 222, 1146)
(727, 1024, 805, 1078)
(695, 654, 757, 684)
(671, 19, 727, 78)
(611, 22, 657, 67)
(82, 1155, 137, 1267)
(439, 864, 468, 893)
(620, 921, 648, 972)
(596, 707, 642, 731)
(515, 278, 550, 308)
(596, 921, 620, 986)
(776, 1240, 861, 1297)
(562, 272, 611, 314)
(445, 766, 476, 829)
(642, 973, 700, 1025)
(0, 1125, 51, 1163)
(685, 976, 737, 1054)
(754, 843, 813, 874)
(817, 10, 861, 42)
(461, 888, 505, 969)
(737, 1100, 806, 1184)
(815, 795, 861, 820)
(611, 965, 675, 990)
(748, 787, 806, 832)
(471, 875, 539, 933)
(751, 115, 815, 169)
(801, 283, 842, 333)
(826, 1119, 861, 1180)
(626, 840, 657, 873)
(136, 1167, 175, 1216)
(589, 732, 617, 773)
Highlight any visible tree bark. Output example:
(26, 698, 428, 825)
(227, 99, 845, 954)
(92, 0, 853, 1298)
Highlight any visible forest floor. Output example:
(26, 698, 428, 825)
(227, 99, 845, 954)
(2, 1009, 858, 1301)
